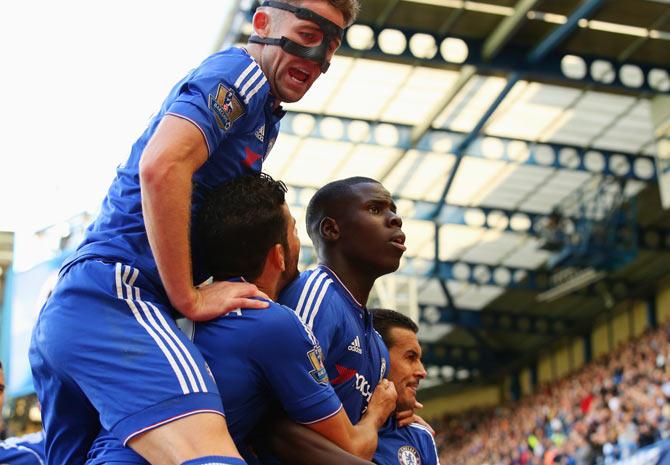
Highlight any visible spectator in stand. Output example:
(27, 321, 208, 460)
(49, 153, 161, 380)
(432, 321, 670, 465)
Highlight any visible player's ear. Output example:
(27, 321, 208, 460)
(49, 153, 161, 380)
(270, 243, 286, 272)
(252, 9, 272, 38)
(319, 217, 339, 242)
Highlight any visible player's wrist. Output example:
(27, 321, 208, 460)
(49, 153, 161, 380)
(377, 410, 393, 428)
(362, 405, 388, 429)
(171, 286, 200, 319)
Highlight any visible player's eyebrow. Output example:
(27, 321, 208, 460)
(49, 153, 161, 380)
(368, 196, 398, 214)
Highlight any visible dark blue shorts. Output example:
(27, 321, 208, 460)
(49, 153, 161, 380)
(29, 259, 223, 465)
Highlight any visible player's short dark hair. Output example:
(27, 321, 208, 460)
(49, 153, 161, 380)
(371, 308, 419, 349)
(263, 0, 360, 26)
(305, 176, 379, 246)
(196, 173, 289, 282)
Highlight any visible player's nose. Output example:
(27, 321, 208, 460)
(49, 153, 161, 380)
(388, 211, 402, 229)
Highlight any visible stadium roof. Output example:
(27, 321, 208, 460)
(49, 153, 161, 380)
(224, 0, 670, 391)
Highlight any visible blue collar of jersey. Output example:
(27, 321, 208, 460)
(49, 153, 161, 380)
(267, 95, 286, 117)
(317, 265, 375, 331)
(223, 277, 275, 304)
(317, 264, 365, 308)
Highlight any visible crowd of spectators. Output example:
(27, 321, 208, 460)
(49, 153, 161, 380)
(431, 322, 670, 465)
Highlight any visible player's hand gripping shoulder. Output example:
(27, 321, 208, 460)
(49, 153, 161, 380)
(396, 406, 436, 436)
(189, 280, 269, 321)
(412, 414, 435, 436)
(311, 379, 397, 459)
(365, 379, 398, 427)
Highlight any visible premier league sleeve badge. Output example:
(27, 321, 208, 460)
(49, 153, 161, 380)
(208, 83, 245, 131)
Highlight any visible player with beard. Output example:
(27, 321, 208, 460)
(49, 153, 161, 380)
(261, 309, 437, 465)
(84, 174, 397, 465)
(371, 309, 439, 465)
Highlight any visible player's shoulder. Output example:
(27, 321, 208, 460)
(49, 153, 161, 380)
(197, 47, 269, 107)
(282, 268, 343, 321)
(408, 423, 439, 457)
(282, 268, 341, 303)
(0, 433, 45, 464)
(408, 422, 435, 439)
(257, 301, 308, 331)
(262, 300, 300, 324)
(252, 301, 321, 350)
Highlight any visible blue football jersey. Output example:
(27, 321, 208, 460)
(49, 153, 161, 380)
(0, 431, 45, 465)
(85, 298, 342, 465)
(374, 420, 440, 465)
(63, 46, 285, 288)
(279, 265, 390, 424)
(191, 299, 343, 446)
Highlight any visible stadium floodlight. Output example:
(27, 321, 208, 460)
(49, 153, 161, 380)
(536, 267, 606, 302)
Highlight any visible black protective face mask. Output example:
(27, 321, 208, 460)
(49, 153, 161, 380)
(249, 0, 344, 73)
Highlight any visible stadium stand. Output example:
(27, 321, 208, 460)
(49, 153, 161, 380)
(434, 321, 670, 465)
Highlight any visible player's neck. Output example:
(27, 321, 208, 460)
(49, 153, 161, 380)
(254, 274, 279, 301)
(321, 256, 377, 306)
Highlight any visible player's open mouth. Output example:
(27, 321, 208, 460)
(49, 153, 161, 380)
(390, 233, 407, 252)
(288, 67, 310, 83)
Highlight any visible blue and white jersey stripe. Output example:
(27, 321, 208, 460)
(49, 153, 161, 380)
(0, 431, 45, 465)
(115, 263, 208, 395)
(294, 270, 333, 330)
(233, 60, 268, 104)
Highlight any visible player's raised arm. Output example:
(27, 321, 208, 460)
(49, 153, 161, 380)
(140, 115, 268, 321)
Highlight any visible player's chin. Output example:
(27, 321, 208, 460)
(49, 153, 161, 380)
(398, 397, 416, 412)
(383, 256, 402, 273)
(279, 77, 312, 102)
(376, 262, 401, 277)
(281, 90, 306, 103)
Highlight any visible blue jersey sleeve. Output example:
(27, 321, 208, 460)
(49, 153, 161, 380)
(280, 271, 342, 361)
(166, 54, 259, 156)
(0, 434, 45, 465)
(307, 295, 342, 361)
(251, 306, 342, 424)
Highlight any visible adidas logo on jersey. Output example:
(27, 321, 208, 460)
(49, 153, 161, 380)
(348, 336, 363, 354)
(254, 125, 265, 142)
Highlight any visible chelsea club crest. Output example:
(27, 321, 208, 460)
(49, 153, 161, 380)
(397, 445, 421, 465)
